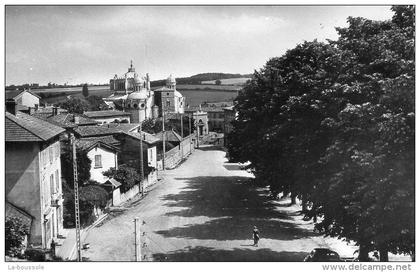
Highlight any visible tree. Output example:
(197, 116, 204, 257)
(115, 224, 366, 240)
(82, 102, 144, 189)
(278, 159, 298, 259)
(227, 5, 414, 261)
(57, 97, 89, 114)
(103, 165, 140, 193)
(61, 145, 92, 188)
(82, 83, 89, 97)
(5, 216, 29, 257)
(215, 79, 222, 85)
(63, 184, 109, 227)
(86, 95, 108, 111)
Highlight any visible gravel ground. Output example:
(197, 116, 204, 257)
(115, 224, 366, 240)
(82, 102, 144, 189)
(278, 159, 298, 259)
(80, 145, 410, 262)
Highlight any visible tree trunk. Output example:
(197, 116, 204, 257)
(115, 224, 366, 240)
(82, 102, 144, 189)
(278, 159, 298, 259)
(358, 243, 369, 262)
(290, 191, 297, 205)
(379, 247, 389, 262)
(313, 214, 317, 223)
(301, 194, 308, 212)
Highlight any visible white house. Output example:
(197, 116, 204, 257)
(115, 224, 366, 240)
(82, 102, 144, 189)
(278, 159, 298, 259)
(6, 89, 41, 108)
(76, 138, 119, 184)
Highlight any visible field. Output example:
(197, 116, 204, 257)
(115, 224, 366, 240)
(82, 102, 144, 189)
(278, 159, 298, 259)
(200, 77, 251, 85)
(176, 84, 242, 91)
(15, 85, 239, 107)
(178, 89, 238, 106)
(28, 86, 112, 104)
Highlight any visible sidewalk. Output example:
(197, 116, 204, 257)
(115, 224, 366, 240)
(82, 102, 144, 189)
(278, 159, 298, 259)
(55, 214, 108, 261)
(274, 197, 412, 261)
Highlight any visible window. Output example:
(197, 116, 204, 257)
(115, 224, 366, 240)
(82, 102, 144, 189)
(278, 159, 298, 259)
(94, 155, 102, 168)
(50, 174, 54, 194)
(55, 170, 59, 192)
(149, 149, 153, 163)
(49, 147, 53, 164)
(166, 100, 170, 107)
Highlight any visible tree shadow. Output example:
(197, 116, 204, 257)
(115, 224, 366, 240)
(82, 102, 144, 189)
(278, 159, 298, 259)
(223, 163, 242, 171)
(197, 145, 224, 151)
(157, 176, 317, 241)
(152, 246, 308, 262)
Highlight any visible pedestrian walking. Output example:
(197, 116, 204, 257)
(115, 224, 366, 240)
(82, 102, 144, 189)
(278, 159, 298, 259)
(252, 226, 260, 247)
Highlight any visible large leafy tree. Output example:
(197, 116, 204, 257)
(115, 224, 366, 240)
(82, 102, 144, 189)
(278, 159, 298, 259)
(316, 7, 414, 261)
(61, 146, 92, 188)
(103, 165, 140, 193)
(57, 97, 89, 114)
(227, 5, 414, 261)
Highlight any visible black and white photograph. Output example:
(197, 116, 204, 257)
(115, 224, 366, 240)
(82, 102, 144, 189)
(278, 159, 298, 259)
(3, 2, 415, 268)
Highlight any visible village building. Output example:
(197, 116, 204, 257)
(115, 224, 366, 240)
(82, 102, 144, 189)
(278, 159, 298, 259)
(34, 112, 98, 129)
(5, 89, 41, 108)
(154, 74, 185, 115)
(185, 106, 209, 137)
(74, 124, 159, 184)
(104, 61, 185, 123)
(5, 101, 65, 249)
(75, 137, 119, 184)
(223, 106, 236, 146)
(84, 110, 131, 124)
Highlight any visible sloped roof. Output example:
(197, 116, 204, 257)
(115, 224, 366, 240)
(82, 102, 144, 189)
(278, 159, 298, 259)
(6, 202, 33, 229)
(74, 123, 140, 137)
(104, 178, 121, 188)
(6, 111, 65, 142)
(123, 131, 160, 145)
(75, 137, 119, 152)
(154, 129, 183, 142)
(5, 89, 41, 100)
(84, 110, 131, 118)
(46, 113, 98, 128)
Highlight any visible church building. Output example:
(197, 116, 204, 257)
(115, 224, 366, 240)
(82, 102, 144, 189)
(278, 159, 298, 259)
(104, 61, 185, 123)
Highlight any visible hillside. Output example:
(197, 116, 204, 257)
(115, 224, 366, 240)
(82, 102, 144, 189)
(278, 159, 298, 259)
(150, 72, 252, 87)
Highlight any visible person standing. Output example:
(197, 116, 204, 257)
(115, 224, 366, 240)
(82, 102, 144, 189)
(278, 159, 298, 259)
(253, 226, 260, 247)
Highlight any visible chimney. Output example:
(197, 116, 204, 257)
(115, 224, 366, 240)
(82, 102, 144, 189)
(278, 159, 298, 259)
(29, 107, 35, 115)
(52, 107, 58, 116)
(6, 99, 17, 115)
(74, 116, 80, 124)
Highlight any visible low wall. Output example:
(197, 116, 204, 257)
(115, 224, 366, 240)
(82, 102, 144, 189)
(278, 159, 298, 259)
(111, 171, 158, 206)
(112, 184, 140, 206)
(164, 134, 195, 169)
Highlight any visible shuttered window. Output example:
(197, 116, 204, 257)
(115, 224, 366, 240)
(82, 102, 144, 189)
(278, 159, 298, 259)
(95, 155, 102, 168)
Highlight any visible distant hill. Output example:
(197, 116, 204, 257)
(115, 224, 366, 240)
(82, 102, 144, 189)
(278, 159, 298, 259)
(150, 73, 252, 87)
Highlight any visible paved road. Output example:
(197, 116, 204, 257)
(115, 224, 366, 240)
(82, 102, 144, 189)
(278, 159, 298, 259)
(82, 145, 328, 261)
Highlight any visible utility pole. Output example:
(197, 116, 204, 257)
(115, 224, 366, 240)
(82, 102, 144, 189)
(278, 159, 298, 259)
(71, 134, 82, 261)
(180, 113, 183, 159)
(180, 113, 184, 138)
(162, 99, 166, 171)
(139, 122, 144, 195)
(195, 110, 200, 148)
(134, 217, 141, 261)
(189, 113, 192, 137)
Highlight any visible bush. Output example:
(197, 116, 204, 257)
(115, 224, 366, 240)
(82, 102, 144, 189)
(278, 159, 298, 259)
(63, 184, 109, 228)
(5, 216, 29, 257)
(103, 165, 140, 193)
(25, 248, 47, 261)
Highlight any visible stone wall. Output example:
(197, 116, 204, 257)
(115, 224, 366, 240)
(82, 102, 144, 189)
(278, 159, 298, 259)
(164, 134, 195, 169)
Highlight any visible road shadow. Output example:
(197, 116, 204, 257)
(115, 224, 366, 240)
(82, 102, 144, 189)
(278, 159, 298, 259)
(223, 163, 242, 171)
(197, 145, 224, 151)
(157, 176, 317, 241)
(152, 246, 308, 262)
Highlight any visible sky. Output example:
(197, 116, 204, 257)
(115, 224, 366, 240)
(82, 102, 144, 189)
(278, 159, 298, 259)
(5, 5, 394, 86)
